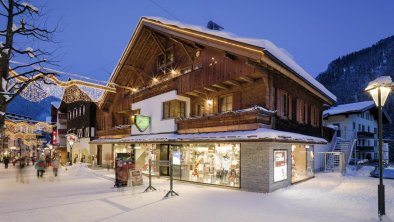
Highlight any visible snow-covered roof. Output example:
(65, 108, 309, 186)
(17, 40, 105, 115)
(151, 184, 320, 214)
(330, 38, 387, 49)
(90, 127, 327, 144)
(51, 101, 61, 109)
(143, 16, 336, 103)
(323, 101, 375, 117)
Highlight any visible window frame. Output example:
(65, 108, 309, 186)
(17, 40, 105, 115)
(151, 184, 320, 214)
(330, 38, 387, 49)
(162, 100, 186, 119)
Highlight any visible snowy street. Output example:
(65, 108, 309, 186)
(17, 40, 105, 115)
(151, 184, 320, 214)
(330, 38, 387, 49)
(0, 165, 393, 222)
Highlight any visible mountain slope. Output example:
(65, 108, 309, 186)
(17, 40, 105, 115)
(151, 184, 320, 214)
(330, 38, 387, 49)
(317, 35, 394, 162)
(7, 96, 60, 121)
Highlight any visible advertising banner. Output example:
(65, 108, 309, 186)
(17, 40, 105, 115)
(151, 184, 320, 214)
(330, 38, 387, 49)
(274, 150, 287, 182)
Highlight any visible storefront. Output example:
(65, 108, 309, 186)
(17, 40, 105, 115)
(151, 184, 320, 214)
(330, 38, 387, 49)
(91, 128, 325, 192)
(130, 143, 240, 187)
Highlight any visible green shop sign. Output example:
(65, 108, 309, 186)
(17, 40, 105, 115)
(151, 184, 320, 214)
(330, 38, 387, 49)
(135, 115, 150, 132)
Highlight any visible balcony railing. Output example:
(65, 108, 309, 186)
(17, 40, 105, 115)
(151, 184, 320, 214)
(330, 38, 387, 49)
(176, 107, 272, 133)
(274, 117, 322, 138)
(96, 128, 130, 137)
(357, 131, 375, 138)
(58, 113, 68, 120)
(356, 145, 374, 151)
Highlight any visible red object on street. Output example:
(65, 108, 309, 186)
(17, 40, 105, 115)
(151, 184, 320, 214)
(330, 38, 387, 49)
(52, 131, 57, 145)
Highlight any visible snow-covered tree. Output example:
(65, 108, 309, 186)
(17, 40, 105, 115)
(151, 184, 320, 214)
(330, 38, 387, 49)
(0, 0, 57, 135)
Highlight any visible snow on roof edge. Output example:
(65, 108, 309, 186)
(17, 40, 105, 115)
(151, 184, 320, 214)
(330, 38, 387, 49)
(90, 128, 327, 144)
(143, 16, 336, 102)
(323, 101, 375, 116)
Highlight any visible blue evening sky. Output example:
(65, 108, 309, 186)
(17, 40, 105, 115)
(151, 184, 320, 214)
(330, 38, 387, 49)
(38, 0, 394, 81)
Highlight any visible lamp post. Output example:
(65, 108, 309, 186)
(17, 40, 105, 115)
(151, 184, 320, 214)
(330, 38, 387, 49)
(68, 140, 74, 166)
(365, 76, 393, 218)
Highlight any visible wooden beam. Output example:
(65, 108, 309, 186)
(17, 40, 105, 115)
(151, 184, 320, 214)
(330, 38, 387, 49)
(149, 31, 166, 54)
(212, 84, 229, 90)
(185, 91, 200, 97)
(240, 76, 254, 83)
(193, 89, 206, 95)
(204, 86, 218, 92)
(224, 80, 241, 86)
(123, 64, 143, 73)
(171, 37, 194, 62)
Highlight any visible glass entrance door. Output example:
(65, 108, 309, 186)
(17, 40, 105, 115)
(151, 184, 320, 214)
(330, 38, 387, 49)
(159, 145, 169, 176)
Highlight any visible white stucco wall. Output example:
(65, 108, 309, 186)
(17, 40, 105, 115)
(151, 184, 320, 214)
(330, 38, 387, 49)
(323, 111, 377, 140)
(323, 110, 378, 159)
(131, 90, 190, 135)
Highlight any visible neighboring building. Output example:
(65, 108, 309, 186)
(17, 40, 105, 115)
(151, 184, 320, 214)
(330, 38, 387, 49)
(58, 86, 97, 164)
(1, 113, 53, 160)
(50, 102, 69, 164)
(323, 101, 391, 162)
(91, 17, 336, 192)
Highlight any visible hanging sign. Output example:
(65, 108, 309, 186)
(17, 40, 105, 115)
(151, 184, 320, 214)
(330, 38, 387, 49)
(274, 150, 287, 182)
(52, 131, 57, 145)
(135, 115, 150, 132)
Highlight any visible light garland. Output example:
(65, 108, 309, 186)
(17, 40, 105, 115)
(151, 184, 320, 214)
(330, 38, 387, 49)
(7, 69, 115, 103)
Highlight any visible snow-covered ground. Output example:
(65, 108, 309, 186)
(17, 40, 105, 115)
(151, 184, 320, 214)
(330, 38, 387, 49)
(0, 164, 393, 222)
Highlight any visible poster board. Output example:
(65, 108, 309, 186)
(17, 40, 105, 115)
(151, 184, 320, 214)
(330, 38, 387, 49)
(274, 150, 288, 182)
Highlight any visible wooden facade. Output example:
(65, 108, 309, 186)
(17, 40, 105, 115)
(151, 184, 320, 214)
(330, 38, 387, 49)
(96, 17, 335, 139)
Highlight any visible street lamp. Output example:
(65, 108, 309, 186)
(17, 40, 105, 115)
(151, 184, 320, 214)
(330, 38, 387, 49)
(68, 140, 74, 166)
(365, 76, 394, 218)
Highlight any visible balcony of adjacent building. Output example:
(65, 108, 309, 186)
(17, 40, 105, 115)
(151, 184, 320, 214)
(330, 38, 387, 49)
(175, 106, 273, 134)
(58, 113, 68, 124)
(357, 131, 375, 139)
(356, 145, 375, 152)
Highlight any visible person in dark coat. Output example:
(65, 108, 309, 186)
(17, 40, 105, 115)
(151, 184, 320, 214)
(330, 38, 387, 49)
(35, 156, 46, 178)
(4, 156, 9, 169)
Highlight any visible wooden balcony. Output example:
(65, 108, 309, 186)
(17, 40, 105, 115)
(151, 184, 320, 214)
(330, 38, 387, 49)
(58, 113, 68, 120)
(176, 108, 272, 134)
(96, 128, 130, 138)
(273, 117, 322, 138)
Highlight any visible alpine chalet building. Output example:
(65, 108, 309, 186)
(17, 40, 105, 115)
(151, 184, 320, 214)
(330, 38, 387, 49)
(91, 17, 336, 192)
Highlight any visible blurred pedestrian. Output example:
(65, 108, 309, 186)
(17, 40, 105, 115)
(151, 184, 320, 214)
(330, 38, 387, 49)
(16, 157, 26, 183)
(4, 156, 9, 169)
(52, 157, 60, 177)
(35, 156, 46, 178)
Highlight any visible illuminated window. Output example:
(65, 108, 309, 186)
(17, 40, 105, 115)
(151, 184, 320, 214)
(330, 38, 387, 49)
(163, 100, 186, 119)
(220, 95, 233, 113)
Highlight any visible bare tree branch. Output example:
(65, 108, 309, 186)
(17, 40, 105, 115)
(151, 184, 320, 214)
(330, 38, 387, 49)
(0, 0, 8, 11)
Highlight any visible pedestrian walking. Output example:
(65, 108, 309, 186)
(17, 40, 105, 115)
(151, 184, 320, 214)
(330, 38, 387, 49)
(35, 156, 46, 178)
(52, 157, 60, 177)
(4, 156, 9, 169)
(16, 157, 26, 183)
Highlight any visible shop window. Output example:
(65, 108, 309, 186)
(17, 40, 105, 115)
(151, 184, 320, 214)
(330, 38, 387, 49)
(292, 145, 314, 183)
(169, 143, 240, 187)
(163, 100, 186, 119)
(220, 95, 233, 113)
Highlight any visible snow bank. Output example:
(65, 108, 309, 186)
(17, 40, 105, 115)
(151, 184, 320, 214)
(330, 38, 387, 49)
(65, 163, 96, 178)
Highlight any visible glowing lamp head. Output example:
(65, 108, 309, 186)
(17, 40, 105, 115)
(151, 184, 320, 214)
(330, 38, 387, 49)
(68, 140, 74, 147)
(152, 77, 158, 83)
(365, 76, 393, 107)
(206, 99, 213, 106)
